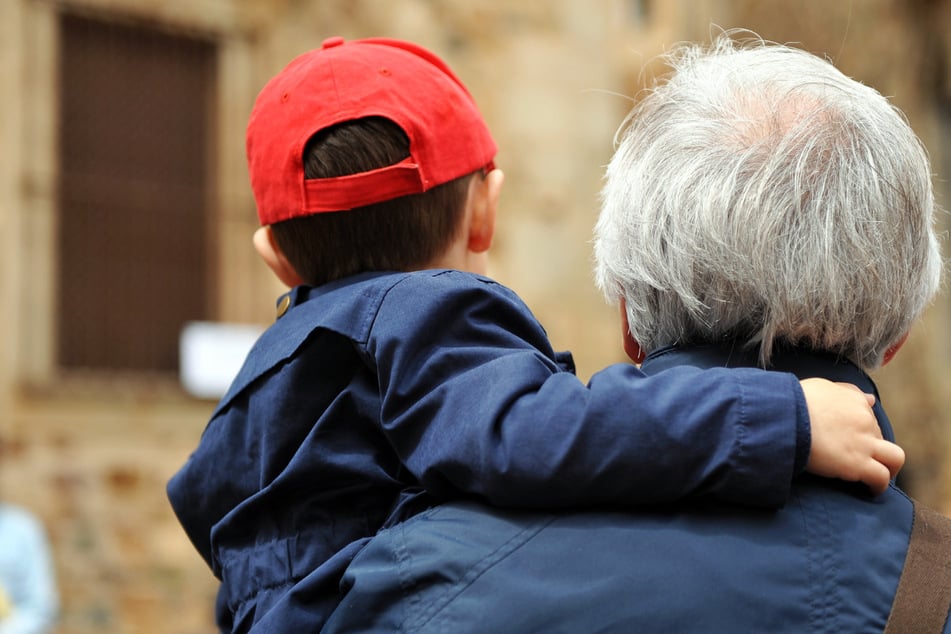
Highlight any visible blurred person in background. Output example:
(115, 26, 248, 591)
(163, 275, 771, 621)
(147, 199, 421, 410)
(0, 503, 58, 634)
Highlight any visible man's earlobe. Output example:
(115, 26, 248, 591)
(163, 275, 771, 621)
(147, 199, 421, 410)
(881, 333, 909, 367)
(623, 331, 646, 365)
(619, 299, 646, 364)
(253, 226, 305, 288)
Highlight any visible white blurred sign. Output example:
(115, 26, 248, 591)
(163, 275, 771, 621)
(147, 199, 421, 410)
(179, 321, 264, 399)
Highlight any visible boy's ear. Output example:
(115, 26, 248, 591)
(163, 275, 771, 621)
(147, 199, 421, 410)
(467, 168, 503, 253)
(619, 299, 646, 364)
(253, 226, 305, 288)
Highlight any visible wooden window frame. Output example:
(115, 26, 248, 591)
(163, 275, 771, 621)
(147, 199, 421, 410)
(14, 2, 265, 399)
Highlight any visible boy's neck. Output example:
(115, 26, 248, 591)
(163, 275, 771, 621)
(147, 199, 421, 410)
(423, 245, 489, 276)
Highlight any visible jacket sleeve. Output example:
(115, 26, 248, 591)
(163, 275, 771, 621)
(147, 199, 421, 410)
(368, 271, 805, 509)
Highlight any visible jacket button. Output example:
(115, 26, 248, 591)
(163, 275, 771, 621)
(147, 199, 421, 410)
(276, 295, 291, 319)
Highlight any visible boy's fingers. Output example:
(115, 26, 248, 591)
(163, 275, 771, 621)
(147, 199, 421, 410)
(863, 461, 891, 496)
(874, 440, 906, 480)
(833, 381, 876, 407)
(860, 441, 904, 496)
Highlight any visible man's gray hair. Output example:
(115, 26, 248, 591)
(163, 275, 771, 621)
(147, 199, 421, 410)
(594, 33, 944, 370)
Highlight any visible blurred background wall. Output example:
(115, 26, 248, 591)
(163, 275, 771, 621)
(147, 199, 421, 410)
(0, 1, 947, 632)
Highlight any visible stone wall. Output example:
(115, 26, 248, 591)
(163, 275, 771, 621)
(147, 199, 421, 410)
(0, 1, 947, 632)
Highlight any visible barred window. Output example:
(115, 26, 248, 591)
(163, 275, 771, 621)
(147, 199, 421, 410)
(57, 13, 217, 372)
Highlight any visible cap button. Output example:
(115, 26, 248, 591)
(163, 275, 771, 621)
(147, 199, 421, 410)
(322, 36, 345, 49)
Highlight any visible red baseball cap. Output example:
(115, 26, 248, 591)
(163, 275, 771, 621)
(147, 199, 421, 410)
(246, 36, 498, 225)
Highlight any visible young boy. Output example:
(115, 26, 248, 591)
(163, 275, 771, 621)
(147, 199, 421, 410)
(167, 37, 901, 632)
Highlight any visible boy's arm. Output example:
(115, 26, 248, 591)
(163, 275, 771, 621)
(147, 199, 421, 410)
(372, 272, 887, 509)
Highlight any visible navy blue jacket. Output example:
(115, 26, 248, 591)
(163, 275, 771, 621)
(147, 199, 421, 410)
(325, 344, 933, 633)
(167, 271, 808, 632)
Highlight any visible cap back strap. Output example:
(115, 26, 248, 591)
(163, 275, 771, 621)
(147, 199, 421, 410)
(301, 157, 424, 213)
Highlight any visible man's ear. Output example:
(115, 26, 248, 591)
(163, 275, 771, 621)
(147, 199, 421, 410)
(619, 298, 646, 364)
(466, 168, 503, 254)
(253, 226, 305, 288)
(882, 332, 909, 367)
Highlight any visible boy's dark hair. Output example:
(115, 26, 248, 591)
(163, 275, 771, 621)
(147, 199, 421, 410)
(270, 117, 475, 287)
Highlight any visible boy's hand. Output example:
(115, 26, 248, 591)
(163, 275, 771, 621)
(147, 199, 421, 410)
(800, 378, 905, 495)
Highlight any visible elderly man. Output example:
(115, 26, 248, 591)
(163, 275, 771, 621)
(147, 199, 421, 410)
(322, 33, 946, 633)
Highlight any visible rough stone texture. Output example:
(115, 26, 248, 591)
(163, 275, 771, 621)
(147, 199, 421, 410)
(0, 1, 947, 631)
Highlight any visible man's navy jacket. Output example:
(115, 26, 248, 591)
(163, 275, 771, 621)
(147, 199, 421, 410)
(324, 344, 931, 633)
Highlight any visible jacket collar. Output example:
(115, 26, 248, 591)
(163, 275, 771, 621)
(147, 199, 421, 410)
(641, 342, 895, 442)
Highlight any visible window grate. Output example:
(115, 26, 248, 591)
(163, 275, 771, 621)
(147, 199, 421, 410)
(56, 13, 216, 372)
